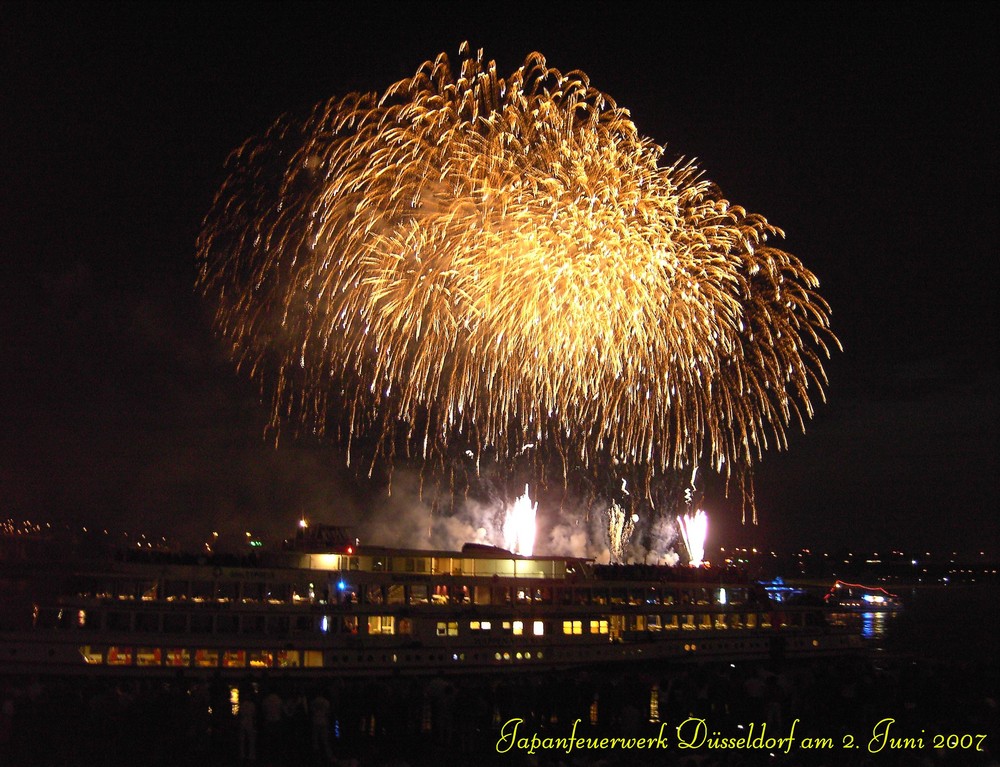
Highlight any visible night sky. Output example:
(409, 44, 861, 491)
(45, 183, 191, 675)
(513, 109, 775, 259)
(2, 3, 996, 556)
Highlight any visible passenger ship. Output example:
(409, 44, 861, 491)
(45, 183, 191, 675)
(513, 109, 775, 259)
(0, 525, 859, 677)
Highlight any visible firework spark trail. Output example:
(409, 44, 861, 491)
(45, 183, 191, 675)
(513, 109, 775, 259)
(197, 43, 839, 521)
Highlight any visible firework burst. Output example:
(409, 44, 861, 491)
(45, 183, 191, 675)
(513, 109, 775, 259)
(197, 43, 838, 521)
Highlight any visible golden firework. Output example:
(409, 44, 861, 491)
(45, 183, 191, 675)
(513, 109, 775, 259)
(197, 43, 839, 520)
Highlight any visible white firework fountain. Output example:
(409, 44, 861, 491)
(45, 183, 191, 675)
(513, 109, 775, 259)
(502, 485, 537, 556)
(677, 510, 708, 567)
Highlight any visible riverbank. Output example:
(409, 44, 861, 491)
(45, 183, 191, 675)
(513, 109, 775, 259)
(1, 650, 996, 767)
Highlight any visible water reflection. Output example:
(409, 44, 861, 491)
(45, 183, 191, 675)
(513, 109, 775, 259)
(860, 610, 889, 639)
(830, 610, 896, 642)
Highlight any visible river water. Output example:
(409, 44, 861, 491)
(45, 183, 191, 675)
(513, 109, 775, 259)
(834, 583, 1000, 668)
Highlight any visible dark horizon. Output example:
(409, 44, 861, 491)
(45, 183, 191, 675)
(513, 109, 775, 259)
(1, 3, 996, 556)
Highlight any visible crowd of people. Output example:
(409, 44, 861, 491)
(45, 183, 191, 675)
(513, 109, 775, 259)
(0, 653, 996, 767)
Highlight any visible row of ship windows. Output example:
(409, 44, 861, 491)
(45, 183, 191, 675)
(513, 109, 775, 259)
(40, 610, 787, 636)
(75, 636, 823, 670)
(76, 645, 553, 669)
(80, 647, 319, 669)
(457, 614, 789, 635)
(64, 578, 738, 608)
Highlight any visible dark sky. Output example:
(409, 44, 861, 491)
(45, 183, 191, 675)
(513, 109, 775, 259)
(1, 3, 996, 556)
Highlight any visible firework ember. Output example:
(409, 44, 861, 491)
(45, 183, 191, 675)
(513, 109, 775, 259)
(197, 43, 838, 520)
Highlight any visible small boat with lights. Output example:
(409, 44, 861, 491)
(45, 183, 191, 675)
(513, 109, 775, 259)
(824, 580, 903, 611)
(0, 524, 860, 677)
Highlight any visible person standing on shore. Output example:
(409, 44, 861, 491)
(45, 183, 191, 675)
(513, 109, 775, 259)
(238, 688, 257, 763)
(311, 689, 333, 763)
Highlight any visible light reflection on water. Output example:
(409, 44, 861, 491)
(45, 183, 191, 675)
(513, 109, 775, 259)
(829, 610, 897, 642)
(860, 610, 890, 640)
